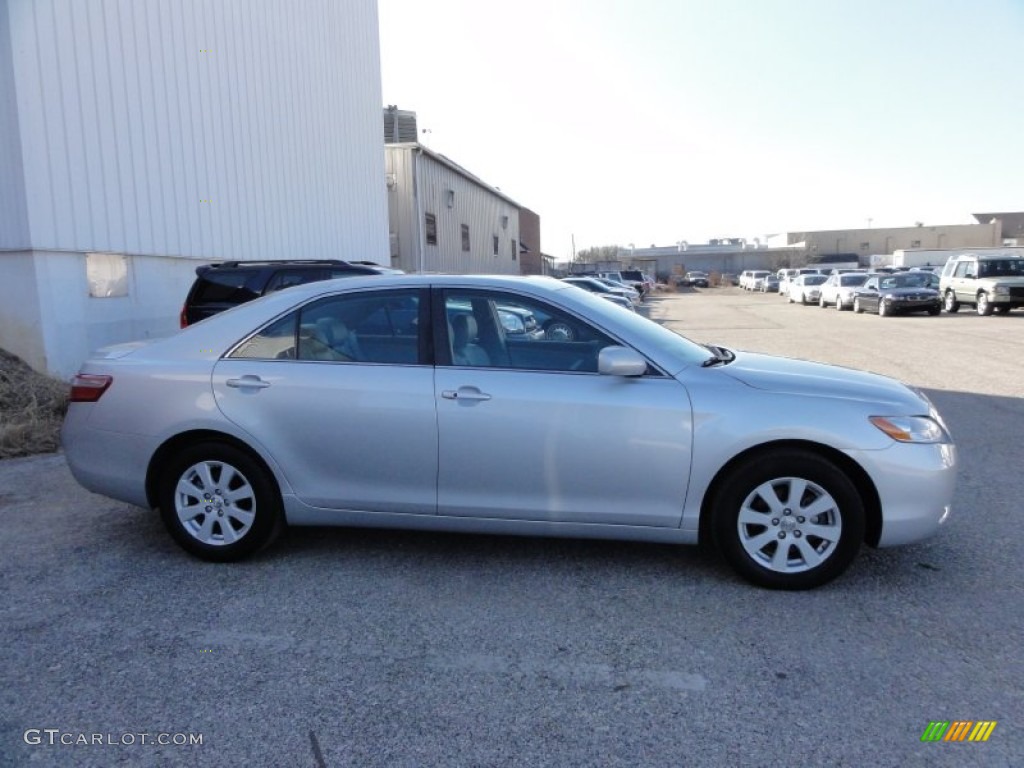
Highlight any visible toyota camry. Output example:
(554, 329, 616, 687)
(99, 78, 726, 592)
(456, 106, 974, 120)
(62, 275, 957, 589)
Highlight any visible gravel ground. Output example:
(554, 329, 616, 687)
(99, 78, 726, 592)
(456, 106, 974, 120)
(1, 288, 1021, 767)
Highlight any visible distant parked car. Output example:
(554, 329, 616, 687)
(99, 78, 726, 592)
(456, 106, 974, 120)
(683, 271, 710, 288)
(852, 273, 941, 317)
(939, 252, 1024, 315)
(561, 277, 636, 310)
(787, 274, 828, 305)
(819, 272, 870, 310)
(760, 274, 780, 292)
(746, 271, 771, 291)
(180, 259, 400, 327)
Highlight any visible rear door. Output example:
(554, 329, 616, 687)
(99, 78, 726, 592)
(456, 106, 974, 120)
(212, 287, 437, 514)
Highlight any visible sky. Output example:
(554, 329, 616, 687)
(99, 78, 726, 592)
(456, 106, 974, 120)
(378, 0, 1024, 259)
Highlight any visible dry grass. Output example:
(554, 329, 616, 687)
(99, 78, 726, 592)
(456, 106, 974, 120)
(0, 348, 69, 459)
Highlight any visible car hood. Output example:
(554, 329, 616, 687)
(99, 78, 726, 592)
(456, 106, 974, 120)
(720, 351, 925, 410)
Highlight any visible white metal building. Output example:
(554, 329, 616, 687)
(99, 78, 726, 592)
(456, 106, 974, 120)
(0, 0, 388, 377)
(385, 143, 522, 275)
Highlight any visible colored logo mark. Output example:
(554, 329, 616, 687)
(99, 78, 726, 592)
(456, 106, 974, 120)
(921, 721, 997, 742)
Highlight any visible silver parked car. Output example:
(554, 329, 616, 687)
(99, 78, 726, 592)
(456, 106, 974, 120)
(62, 275, 957, 590)
(819, 272, 870, 310)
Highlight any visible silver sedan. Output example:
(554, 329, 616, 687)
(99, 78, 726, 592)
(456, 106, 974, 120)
(62, 275, 957, 589)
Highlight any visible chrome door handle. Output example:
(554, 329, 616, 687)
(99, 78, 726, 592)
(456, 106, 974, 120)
(226, 376, 271, 389)
(442, 387, 491, 401)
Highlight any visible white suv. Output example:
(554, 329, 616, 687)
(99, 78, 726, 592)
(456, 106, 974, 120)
(940, 253, 1024, 315)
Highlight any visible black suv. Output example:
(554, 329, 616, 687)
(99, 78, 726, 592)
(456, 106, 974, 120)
(180, 260, 400, 327)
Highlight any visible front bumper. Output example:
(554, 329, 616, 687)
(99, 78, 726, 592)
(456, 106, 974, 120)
(846, 441, 957, 547)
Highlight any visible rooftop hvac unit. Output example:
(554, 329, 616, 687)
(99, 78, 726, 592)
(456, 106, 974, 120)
(384, 106, 418, 143)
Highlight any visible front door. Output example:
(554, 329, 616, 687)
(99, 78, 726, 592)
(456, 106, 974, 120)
(434, 289, 693, 528)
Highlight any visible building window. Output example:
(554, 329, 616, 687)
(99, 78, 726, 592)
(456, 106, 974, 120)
(461, 224, 470, 252)
(493, 235, 499, 256)
(859, 242, 870, 250)
(511, 239, 517, 260)
(425, 213, 437, 246)
(911, 240, 921, 248)
(86, 253, 129, 297)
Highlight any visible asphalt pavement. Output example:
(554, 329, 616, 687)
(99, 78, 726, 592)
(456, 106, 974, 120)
(2, 287, 1022, 767)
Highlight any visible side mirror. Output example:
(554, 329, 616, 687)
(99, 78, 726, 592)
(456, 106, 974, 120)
(598, 346, 647, 377)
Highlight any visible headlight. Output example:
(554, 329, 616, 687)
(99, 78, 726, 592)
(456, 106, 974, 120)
(870, 415, 947, 443)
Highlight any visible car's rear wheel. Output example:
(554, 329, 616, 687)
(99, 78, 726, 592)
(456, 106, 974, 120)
(879, 300, 890, 317)
(944, 291, 959, 313)
(853, 298, 862, 313)
(976, 292, 993, 316)
(711, 450, 864, 589)
(158, 442, 283, 562)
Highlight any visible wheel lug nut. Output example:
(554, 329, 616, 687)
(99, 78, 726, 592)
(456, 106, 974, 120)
(771, 518, 780, 526)
(794, 531, 802, 538)
(778, 532, 786, 539)
(784, 509, 792, 516)
(205, 506, 212, 513)
(797, 516, 805, 523)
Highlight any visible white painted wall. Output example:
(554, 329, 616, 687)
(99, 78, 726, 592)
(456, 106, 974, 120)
(0, 0, 389, 376)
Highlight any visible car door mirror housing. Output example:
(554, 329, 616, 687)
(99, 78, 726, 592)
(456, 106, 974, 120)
(598, 346, 647, 377)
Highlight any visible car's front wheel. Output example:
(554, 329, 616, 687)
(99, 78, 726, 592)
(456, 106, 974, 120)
(879, 300, 890, 317)
(944, 291, 959, 313)
(976, 292, 993, 316)
(711, 450, 865, 589)
(853, 298, 862, 313)
(158, 442, 283, 562)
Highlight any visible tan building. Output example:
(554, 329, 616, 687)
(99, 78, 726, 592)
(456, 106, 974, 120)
(780, 222, 1000, 260)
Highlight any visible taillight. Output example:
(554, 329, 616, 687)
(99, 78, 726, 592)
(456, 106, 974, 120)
(180, 304, 189, 328)
(70, 374, 112, 402)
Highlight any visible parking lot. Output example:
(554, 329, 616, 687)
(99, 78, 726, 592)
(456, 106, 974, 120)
(2, 287, 1022, 767)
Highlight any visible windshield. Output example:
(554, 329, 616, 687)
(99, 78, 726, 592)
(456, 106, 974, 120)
(880, 273, 932, 289)
(804, 275, 827, 285)
(558, 285, 712, 368)
(840, 274, 868, 286)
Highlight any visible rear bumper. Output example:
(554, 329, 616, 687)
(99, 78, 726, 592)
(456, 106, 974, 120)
(61, 408, 153, 508)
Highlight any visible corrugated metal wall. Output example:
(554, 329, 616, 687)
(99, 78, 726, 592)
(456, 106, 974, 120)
(0, 1, 30, 248)
(1, 0, 388, 261)
(385, 145, 520, 275)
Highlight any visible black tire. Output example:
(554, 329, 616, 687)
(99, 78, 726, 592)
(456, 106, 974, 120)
(927, 307, 940, 316)
(711, 450, 865, 590)
(995, 305, 1011, 314)
(976, 292, 994, 316)
(158, 441, 284, 562)
(943, 291, 959, 313)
